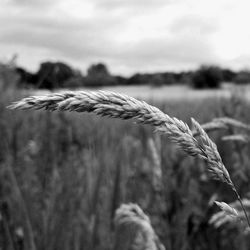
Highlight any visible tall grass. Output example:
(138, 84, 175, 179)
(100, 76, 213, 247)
(1, 90, 250, 250)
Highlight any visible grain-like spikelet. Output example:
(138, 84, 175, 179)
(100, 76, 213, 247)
(8, 91, 233, 185)
(210, 199, 250, 228)
(192, 117, 250, 136)
(7, 91, 203, 157)
(113, 203, 165, 250)
(192, 120, 228, 136)
(191, 118, 233, 186)
(214, 201, 238, 217)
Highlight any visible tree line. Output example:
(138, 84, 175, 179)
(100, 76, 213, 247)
(2, 60, 250, 90)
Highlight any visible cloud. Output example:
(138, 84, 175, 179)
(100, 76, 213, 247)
(1, 0, 250, 75)
(0, 12, 217, 74)
(0, 12, 125, 58)
(94, 0, 176, 12)
(104, 34, 218, 74)
(5, 0, 59, 9)
(169, 15, 218, 35)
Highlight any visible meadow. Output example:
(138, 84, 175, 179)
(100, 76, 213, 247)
(1, 86, 250, 250)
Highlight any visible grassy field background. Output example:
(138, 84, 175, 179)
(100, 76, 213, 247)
(1, 86, 250, 250)
(31, 83, 250, 101)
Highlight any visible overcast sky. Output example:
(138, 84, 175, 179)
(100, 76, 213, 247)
(1, 0, 250, 76)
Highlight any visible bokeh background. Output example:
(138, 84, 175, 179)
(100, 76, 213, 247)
(1, 0, 250, 250)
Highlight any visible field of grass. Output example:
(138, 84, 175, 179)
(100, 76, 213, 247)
(1, 88, 250, 250)
(30, 83, 250, 102)
(101, 83, 250, 101)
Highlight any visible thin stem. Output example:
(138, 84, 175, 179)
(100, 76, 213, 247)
(233, 187, 250, 229)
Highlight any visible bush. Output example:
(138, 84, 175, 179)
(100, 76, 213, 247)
(233, 70, 250, 84)
(221, 69, 236, 82)
(83, 74, 117, 87)
(150, 74, 165, 87)
(0, 62, 19, 90)
(84, 63, 118, 87)
(127, 73, 149, 85)
(191, 65, 222, 89)
(36, 61, 77, 89)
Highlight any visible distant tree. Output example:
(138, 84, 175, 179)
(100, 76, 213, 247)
(127, 72, 191, 86)
(84, 63, 117, 87)
(234, 70, 250, 84)
(178, 72, 192, 84)
(127, 73, 151, 85)
(115, 75, 128, 85)
(127, 74, 141, 85)
(62, 76, 85, 89)
(221, 68, 236, 82)
(162, 73, 176, 85)
(36, 61, 76, 89)
(0, 62, 19, 90)
(191, 65, 222, 89)
(15, 67, 38, 87)
(87, 63, 109, 77)
(150, 74, 165, 87)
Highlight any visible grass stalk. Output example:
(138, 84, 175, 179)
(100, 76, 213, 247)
(232, 187, 250, 229)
